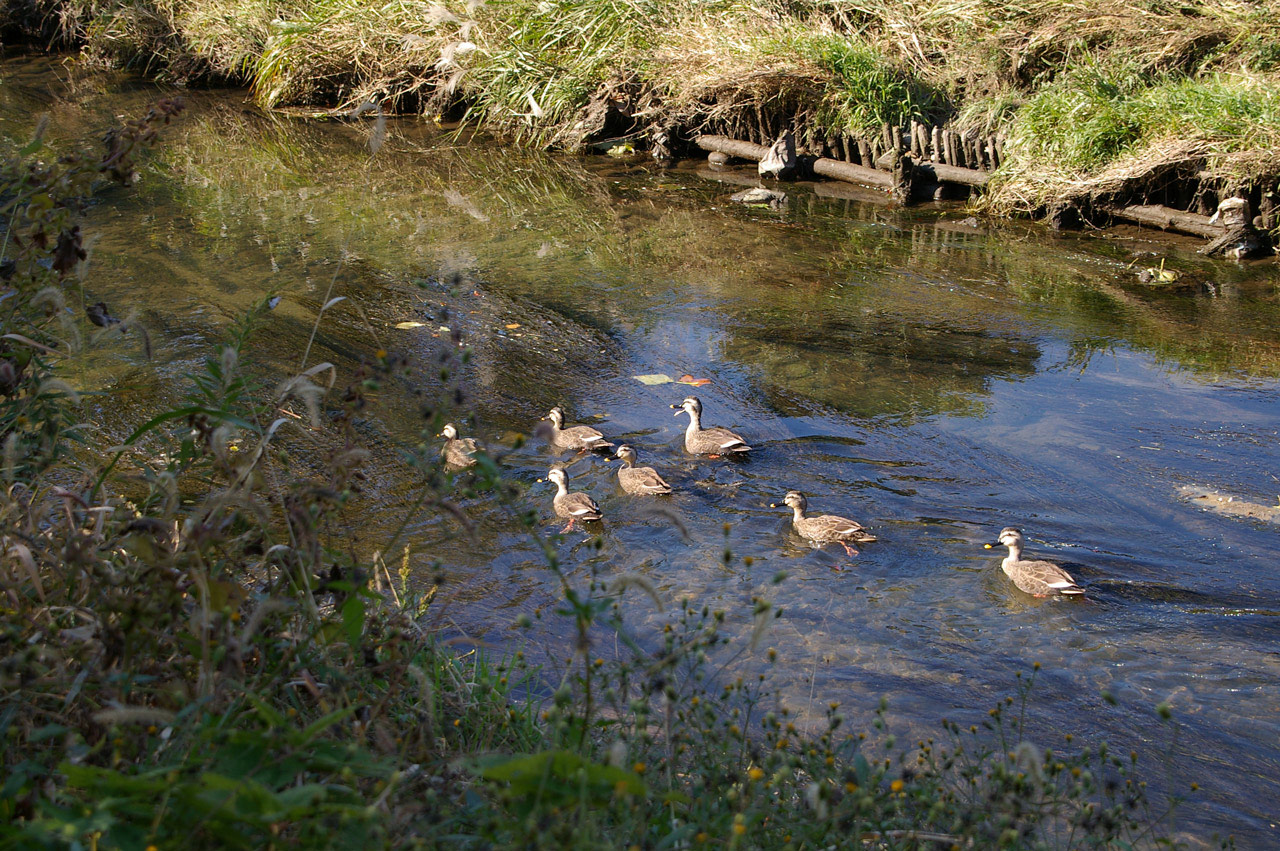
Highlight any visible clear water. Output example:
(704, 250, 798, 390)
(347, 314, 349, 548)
(5, 55, 1280, 846)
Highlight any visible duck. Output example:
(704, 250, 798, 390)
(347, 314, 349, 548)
(985, 527, 1085, 597)
(439, 422, 481, 468)
(614, 444, 672, 495)
(547, 466, 602, 532)
(771, 490, 875, 556)
(670, 396, 751, 457)
(542, 405, 614, 453)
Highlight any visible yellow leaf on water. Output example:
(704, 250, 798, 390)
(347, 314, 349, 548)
(506, 323, 521, 329)
(678, 374, 711, 387)
(394, 321, 426, 329)
(634, 374, 673, 385)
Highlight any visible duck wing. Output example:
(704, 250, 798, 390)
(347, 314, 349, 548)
(801, 514, 875, 542)
(621, 466, 672, 494)
(1011, 559, 1084, 596)
(699, 426, 751, 453)
(565, 425, 615, 450)
(557, 492, 603, 521)
(445, 437, 481, 467)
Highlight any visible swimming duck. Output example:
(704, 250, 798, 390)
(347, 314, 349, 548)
(614, 445, 672, 495)
(985, 527, 1085, 597)
(547, 467, 602, 532)
(439, 422, 481, 468)
(670, 396, 751, 457)
(543, 406, 614, 453)
(771, 490, 875, 556)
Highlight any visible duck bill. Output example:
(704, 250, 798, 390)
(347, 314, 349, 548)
(984, 543, 997, 549)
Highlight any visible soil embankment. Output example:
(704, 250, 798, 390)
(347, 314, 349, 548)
(5, 0, 1280, 253)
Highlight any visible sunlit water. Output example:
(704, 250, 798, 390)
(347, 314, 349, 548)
(5, 55, 1280, 846)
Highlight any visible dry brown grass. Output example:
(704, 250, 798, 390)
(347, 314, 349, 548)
(819, 0, 1280, 91)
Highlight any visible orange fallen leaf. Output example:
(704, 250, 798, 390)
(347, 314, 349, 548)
(678, 374, 711, 387)
(505, 323, 521, 329)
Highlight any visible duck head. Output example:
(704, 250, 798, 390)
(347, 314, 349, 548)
(671, 396, 702, 418)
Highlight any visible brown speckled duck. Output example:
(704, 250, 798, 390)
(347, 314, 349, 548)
(670, 396, 750, 457)
(547, 467, 602, 532)
(543, 406, 614, 453)
(614, 445, 672, 495)
(439, 422, 481, 468)
(985, 527, 1085, 597)
(772, 490, 875, 556)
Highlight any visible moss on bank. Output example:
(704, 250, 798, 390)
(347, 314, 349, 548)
(7, 0, 1280, 220)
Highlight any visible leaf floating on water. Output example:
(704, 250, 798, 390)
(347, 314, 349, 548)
(677, 374, 711, 387)
(505, 323, 521, 329)
(606, 143, 635, 157)
(395, 321, 427, 329)
(634, 374, 673, 386)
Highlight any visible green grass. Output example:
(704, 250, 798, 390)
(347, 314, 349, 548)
(779, 31, 947, 132)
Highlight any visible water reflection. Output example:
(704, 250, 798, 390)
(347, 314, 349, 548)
(5, 54, 1280, 847)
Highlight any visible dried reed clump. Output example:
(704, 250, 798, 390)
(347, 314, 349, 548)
(818, 0, 1280, 92)
(984, 70, 1280, 213)
(647, 8, 944, 143)
(253, 0, 476, 112)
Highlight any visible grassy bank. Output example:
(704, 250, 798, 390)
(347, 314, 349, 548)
(5, 0, 1280, 222)
(0, 99, 1213, 847)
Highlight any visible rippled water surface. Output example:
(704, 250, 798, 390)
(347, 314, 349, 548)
(5, 55, 1280, 846)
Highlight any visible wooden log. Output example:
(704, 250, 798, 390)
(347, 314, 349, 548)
(931, 126, 942, 163)
(1261, 186, 1277, 230)
(909, 121, 922, 157)
(857, 137, 871, 167)
(694, 135, 771, 162)
(987, 135, 1000, 170)
(890, 150, 915, 205)
(917, 161, 989, 188)
(881, 123, 893, 154)
(944, 130, 956, 166)
(691, 135, 987, 191)
(813, 156, 893, 190)
(1101, 203, 1224, 239)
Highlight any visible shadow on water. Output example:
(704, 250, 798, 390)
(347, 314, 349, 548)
(6, 54, 1280, 847)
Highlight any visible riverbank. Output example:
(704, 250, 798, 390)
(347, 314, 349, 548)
(4, 0, 1280, 252)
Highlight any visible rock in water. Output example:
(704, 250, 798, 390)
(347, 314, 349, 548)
(758, 132, 796, 180)
(730, 187, 788, 207)
(708, 151, 729, 167)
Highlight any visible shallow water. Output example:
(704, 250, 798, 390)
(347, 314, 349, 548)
(5, 54, 1280, 846)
